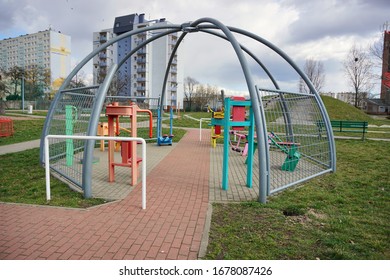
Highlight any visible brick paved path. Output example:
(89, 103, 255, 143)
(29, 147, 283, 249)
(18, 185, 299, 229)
(0, 129, 210, 260)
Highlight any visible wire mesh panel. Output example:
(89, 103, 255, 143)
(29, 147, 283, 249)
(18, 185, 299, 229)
(257, 87, 332, 194)
(47, 86, 99, 189)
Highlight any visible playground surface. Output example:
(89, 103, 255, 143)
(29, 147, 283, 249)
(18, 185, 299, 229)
(0, 128, 262, 260)
(2, 127, 390, 260)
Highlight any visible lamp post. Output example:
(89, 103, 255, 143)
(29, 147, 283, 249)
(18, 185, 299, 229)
(354, 57, 358, 108)
(21, 73, 25, 112)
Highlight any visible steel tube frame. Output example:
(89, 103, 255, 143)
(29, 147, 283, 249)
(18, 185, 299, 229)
(41, 17, 336, 204)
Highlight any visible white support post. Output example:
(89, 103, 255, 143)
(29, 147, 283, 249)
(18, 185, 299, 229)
(199, 118, 211, 142)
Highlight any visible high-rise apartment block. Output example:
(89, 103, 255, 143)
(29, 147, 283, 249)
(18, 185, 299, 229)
(93, 13, 183, 109)
(92, 28, 117, 85)
(0, 29, 71, 91)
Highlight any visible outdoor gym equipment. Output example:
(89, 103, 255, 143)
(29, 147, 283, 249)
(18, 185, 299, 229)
(229, 130, 247, 153)
(268, 132, 300, 172)
(0, 117, 14, 137)
(65, 105, 77, 166)
(41, 17, 336, 203)
(157, 107, 174, 146)
(106, 101, 153, 186)
(211, 96, 255, 190)
(209, 106, 224, 148)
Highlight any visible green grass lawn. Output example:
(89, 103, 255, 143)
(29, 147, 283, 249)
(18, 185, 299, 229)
(0, 148, 106, 208)
(204, 139, 390, 260)
(1, 99, 389, 259)
(0, 119, 45, 146)
(0, 128, 188, 208)
(164, 112, 211, 128)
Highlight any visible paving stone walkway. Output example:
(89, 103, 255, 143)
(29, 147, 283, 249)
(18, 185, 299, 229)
(0, 129, 210, 260)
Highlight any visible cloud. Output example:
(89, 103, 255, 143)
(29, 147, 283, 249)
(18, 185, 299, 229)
(283, 0, 389, 44)
(0, 0, 388, 94)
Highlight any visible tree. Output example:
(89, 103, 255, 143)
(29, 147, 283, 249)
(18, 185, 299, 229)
(184, 76, 199, 111)
(7, 66, 23, 96)
(0, 69, 10, 99)
(369, 22, 389, 66)
(106, 73, 128, 96)
(0, 70, 9, 114)
(70, 70, 88, 89)
(343, 44, 374, 108)
(24, 64, 51, 100)
(192, 84, 218, 111)
(298, 58, 326, 94)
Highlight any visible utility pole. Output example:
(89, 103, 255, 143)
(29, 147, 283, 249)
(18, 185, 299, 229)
(21, 73, 25, 112)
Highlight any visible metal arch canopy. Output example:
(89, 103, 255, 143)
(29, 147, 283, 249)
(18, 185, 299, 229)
(40, 17, 336, 204)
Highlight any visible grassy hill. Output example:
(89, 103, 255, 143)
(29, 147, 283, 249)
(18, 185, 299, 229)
(320, 95, 373, 122)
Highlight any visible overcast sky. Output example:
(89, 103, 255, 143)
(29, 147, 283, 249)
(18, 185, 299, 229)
(1, 0, 389, 95)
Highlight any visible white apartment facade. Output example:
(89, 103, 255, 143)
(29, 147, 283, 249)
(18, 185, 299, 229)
(0, 29, 71, 92)
(92, 28, 117, 85)
(93, 13, 183, 109)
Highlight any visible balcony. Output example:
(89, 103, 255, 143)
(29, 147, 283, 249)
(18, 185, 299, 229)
(137, 48, 146, 55)
(137, 77, 146, 82)
(99, 36, 107, 43)
(137, 68, 146, 73)
(137, 58, 146, 64)
(136, 86, 146, 91)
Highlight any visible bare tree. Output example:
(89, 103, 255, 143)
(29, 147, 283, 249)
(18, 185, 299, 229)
(193, 84, 218, 111)
(369, 22, 389, 63)
(25, 64, 51, 99)
(343, 44, 374, 108)
(184, 76, 199, 110)
(298, 58, 326, 94)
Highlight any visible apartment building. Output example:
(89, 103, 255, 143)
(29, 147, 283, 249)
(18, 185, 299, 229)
(93, 13, 183, 109)
(0, 29, 71, 92)
(92, 29, 117, 85)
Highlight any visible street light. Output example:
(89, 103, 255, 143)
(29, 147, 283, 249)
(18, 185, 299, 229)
(21, 73, 25, 113)
(354, 57, 359, 108)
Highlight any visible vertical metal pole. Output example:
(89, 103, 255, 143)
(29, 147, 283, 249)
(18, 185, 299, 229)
(83, 64, 118, 198)
(222, 98, 230, 190)
(246, 104, 254, 188)
(141, 138, 146, 209)
(45, 136, 51, 201)
(21, 75, 25, 112)
(65, 105, 74, 166)
(169, 107, 173, 136)
(130, 105, 138, 186)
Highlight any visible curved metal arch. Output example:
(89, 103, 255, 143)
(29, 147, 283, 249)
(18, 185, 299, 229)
(117, 28, 182, 70)
(40, 17, 336, 203)
(197, 24, 336, 171)
(40, 24, 182, 162)
(157, 32, 188, 134)
(198, 29, 280, 89)
(198, 28, 294, 146)
(83, 63, 118, 197)
(186, 17, 269, 203)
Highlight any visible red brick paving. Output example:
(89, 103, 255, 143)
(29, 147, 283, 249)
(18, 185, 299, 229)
(0, 129, 210, 260)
